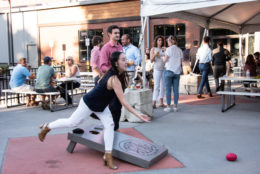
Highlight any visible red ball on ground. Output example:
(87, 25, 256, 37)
(226, 153, 237, 161)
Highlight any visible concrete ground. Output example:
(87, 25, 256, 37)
(0, 95, 260, 174)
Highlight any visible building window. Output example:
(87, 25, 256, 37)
(209, 29, 237, 36)
(79, 29, 103, 61)
(154, 23, 186, 49)
(120, 26, 141, 47)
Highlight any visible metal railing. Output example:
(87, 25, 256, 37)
(0, 68, 38, 105)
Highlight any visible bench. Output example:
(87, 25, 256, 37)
(2, 89, 60, 112)
(79, 72, 95, 93)
(217, 90, 260, 112)
(78, 83, 95, 93)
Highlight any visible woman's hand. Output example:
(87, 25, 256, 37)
(139, 114, 151, 122)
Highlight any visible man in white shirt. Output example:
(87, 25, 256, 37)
(196, 36, 213, 98)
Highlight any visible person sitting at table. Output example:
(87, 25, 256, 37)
(35, 56, 58, 110)
(38, 51, 151, 170)
(253, 52, 260, 75)
(9, 57, 37, 106)
(243, 54, 257, 88)
(57, 56, 81, 105)
(244, 54, 257, 77)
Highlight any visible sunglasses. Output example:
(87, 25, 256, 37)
(66, 59, 71, 61)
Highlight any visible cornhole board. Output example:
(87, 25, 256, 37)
(67, 125, 168, 168)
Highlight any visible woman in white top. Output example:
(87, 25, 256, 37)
(57, 56, 81, 105)
(163, 36, 183, 112)
(150, 35, 166, 108)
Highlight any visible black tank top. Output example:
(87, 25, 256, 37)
(83, 69, 117, 112)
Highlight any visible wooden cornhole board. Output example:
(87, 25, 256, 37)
(67, 125, 168, 168)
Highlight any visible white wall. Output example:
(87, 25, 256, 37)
(0, 14, 9, 64)
(12, 12, 25, 63)
(255, 32, 260, 52)
(23, 11, 38, 67)
(12, 11, 38, 66)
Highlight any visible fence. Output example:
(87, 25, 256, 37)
(0, 68, 39, 105)
(0, 66, 90, 106)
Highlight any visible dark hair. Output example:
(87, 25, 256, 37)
(217, 40, 224, 47)
(153, 35, 165, 47)
(109, 51, 129, 90)
(193, 40, 199, 46)
(107, 25, 120, 34)
(92, 35, 103, 46)
(204, 36, 210, 43)
(43, 56, 52, 64)
(122, 34, 132, 42)
(254, 52, 260, 59)
(245, 54, 256, 66)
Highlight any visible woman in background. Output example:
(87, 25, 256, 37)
(150, 35, 166, 108)
(163, 36, 183, 112)
(57, 56, 80, 105)
(90, 35, 103, 85)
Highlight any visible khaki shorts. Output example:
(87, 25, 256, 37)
(12, 84, 34, 92)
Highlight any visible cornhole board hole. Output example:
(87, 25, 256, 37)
(67, 125, 168, 168)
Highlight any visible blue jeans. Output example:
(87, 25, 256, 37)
(164, 70, 180, 105)
(197, 63, 211, 94)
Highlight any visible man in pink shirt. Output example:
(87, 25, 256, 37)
(99, 25, 123, 131)
(100, 25, 123, 73)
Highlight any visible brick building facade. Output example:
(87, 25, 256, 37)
(0, 0, 201, 70)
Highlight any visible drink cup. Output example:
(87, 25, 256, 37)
(57, 73, 61, 79)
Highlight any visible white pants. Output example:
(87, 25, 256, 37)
(153, 69, 165, 101)
(49, 98, 115, 151)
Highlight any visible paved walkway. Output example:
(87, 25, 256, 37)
(0, 95, 260, 174)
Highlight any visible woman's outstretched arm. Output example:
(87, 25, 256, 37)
(110, 76, 151, 122)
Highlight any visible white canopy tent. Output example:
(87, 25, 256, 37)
(139, 0, 260, 87)
(141, 0, 260, 34)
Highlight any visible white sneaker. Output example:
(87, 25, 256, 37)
(164, 107, 171, 112)
(173, 107, 178, 112)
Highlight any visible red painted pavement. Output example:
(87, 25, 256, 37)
(3, 128, 183, 174)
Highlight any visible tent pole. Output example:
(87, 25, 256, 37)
(146, 17, 150, 49)
(139, 16, 147, 88)
(142, 16, 147, 88)
(239, 34, 242, 66)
